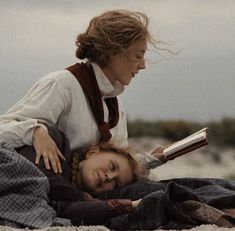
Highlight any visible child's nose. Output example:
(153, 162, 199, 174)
(105, 172, 117, 181)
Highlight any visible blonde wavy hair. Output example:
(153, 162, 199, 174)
(75, 10, 151, 67)
(71, 142, 146, 187)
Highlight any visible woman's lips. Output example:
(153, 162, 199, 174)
(131, 72, 138, 77)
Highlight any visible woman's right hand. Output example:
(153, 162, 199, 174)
(33, 126, 65, 173)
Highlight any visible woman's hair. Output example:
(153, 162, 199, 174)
(75, 10, 151, 67)
(71, 142, 146, 186)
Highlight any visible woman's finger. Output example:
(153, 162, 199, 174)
(43, 154, 51, 170)
(153, 146, 164, 155)
(57, 149, 66, 161)
(54, 149, 63, 173)
(48, 153, 59, 173)
(150, 144, 164, 154)
(35, 151, 42, 164)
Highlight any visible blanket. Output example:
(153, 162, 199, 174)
(1, 135, 235, 230)
(0, 140, 56, 228)
(99, 178, 235, 230)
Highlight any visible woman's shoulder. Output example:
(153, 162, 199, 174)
(39, 69, 79, 90)
(29, 68, 86, 102)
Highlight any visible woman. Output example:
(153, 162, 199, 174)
(0, 125, 144, 228)
(0, 10, 162, 173)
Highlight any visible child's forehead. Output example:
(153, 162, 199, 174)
(98, 150, 121, 157)
(97, 150, 129, 161)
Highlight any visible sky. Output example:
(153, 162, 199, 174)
(1, 0, 235, 122)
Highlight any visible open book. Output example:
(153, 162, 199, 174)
(151, 127, 208, 161)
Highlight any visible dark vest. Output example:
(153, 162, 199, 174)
(66, 62, 119, 142)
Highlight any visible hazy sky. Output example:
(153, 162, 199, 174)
(1, 0, 235, 122)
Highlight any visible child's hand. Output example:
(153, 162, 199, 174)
(33, 126, 65, 173)
(132, 199, 142, 208)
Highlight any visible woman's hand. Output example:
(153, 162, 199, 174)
(132, 199, 142, 208)
(33, 126, 65, 173)
(151, 145, 167, 163)
(151, 145, 165, 159)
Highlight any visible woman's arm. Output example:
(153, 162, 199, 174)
(0, 76, 68, 147)
(0, 75, 70, 172)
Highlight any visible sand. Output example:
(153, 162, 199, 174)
(1, 224, 235, 231)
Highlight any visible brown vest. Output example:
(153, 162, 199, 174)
(66, 62, 119, 142)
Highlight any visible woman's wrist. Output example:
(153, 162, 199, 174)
(33, 124, 48, 141)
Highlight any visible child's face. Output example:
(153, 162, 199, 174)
(76, 151, 134, 195)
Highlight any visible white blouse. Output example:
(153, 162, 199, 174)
(0, 62, 128, 150)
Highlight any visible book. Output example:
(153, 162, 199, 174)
(151, 127, 208, 161)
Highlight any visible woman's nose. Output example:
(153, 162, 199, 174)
(138, 59, 146, 70)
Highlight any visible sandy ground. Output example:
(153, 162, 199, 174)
(1, 137, 235, 231)
(1, 224, 235, 231)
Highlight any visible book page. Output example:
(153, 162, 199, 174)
(186, 127, 208, 139)
(163, 130, 207, 157)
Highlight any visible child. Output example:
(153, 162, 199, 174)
(0, 125, 145, 227)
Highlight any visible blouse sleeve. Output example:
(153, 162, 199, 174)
(0, 75, 69, 147)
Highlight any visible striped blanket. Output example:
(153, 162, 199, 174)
(0, 140, 55, 228)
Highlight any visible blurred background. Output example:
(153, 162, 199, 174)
(1, 0, 235, 179)
(1, 0, 235, 121)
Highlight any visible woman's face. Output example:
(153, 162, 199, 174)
(103, 41, 147, 85)
(76, 151, 134, 195)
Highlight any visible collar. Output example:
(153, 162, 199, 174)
(90, 62, 124, 98)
